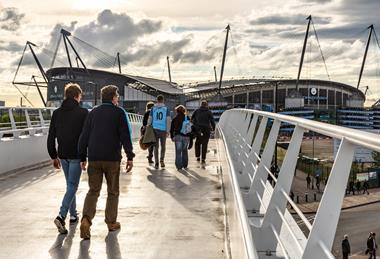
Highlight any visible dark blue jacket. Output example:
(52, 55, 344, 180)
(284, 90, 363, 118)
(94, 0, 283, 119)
(78, 102, 135, 162)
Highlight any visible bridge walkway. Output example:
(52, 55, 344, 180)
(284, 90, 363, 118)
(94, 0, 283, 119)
(0, 141, 226, 259)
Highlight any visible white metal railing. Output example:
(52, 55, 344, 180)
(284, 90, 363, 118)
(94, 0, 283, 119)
(0, 107, 143, 140)
(217, 108, 380, 259)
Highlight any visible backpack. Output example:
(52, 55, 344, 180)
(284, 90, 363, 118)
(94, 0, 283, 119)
(180, 116, 192, 135)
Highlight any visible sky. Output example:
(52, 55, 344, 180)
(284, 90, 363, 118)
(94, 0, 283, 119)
(1, 0, 380, 106)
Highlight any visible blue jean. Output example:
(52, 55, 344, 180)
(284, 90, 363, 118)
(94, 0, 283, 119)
(59, 159, 82, 219)
(174, 135, 190, 169)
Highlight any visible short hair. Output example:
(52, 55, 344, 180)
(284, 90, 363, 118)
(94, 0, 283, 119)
(157, 95, 164, 102)
(201, 100, 208, 107)
(64, 83, 82, 99)
(101, 85, 119, 102)
(146, 101, 154, 111)
(175, 105, 186, 114)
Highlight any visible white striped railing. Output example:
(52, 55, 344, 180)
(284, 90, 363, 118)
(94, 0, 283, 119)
(217, 108, 380, 259)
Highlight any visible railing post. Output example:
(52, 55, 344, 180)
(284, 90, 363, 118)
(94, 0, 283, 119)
(9, 108, 16, 130)
(38, 109, 45, 127)
(239, 116, 268, 189)
(24, 109, 36, 136)
(252, 125, 305, 255)
(235, 113, 259, 174)
(302, 138, 355, 259)
(244, 119, 280, 211)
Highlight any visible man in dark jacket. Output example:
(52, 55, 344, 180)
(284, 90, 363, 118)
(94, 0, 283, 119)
(342, 234, 350, 259)
(142, 101, 155, 164)
(191, 100, 216, 164)
(78, 85, 134, 239)
(47, 83, 88, 234)
(367, 232, 378, 259)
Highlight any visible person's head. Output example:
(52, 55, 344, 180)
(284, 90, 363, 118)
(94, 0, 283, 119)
(146, 101, 154, 111)
(201, 100, 208, 108)
(101, 85, 119, 105)
(64, 83, 82, 102)
(175, 105, 186, 115)
(157, 95, 164, 103)
(344, 234, 348, 240)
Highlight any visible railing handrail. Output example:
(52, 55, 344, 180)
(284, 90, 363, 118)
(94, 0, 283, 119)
(235, 108, 380, 152)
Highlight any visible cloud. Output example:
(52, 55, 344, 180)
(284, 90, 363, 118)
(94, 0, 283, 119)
(73, 9, 162, 54)
(250, 14, 331, 26)
(299, 0, 332, 3)
(0, 41, 24, 52)
(0, 7, 25, 31)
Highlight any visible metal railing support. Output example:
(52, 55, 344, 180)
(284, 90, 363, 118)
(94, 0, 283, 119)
(244, 119, 280, 211)
(302, 138, 355, 259)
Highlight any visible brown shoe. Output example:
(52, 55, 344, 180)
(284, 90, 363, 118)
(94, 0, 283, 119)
(107, 222, 121, 232)
(80, 218, 91, 239)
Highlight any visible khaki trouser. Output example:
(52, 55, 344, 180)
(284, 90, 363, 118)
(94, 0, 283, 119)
(82, 161, 120, 224)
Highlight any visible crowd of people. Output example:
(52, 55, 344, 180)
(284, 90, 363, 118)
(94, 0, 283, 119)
(47, 83, 216, 239)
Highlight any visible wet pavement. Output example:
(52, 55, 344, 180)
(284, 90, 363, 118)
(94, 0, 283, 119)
(0, 141, 225, 259)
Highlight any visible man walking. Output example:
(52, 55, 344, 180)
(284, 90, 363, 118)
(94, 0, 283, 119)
(47, 83, 88, 234)
(306, 175, 311, 189)
(191, 100, 215, 164)
(148, 95, 171, 169)
(367, 232, 378, 259)
(363, 180, 370, 195)
(142, 101, 155, 164)
(78, 85, 134, 239)
(342, 234, 350, 259)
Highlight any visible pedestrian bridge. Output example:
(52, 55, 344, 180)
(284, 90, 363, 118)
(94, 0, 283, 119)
(0, 107, 379, 258)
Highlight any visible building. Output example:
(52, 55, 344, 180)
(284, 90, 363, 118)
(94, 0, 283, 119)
(0, 101, 5, 107)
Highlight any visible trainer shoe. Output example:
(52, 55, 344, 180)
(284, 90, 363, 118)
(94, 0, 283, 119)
(80, 217, 91, 239)
(70, 214, 79, 225)
(196, 157, 200, 162)
(107, 222, 121, 232)
(154, 163, 159, 169)
(54, 216, 68, 234)
(160, 161, 165, 168)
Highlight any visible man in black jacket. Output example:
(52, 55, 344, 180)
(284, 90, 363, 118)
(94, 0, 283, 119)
(78, 85, 134, 239)
(142, 101, 155, 164)
(341, 234, 350, 259)
(191, 100, 215, 164)
(47, 83, 88, 234)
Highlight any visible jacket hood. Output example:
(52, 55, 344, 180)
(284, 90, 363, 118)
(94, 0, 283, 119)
(199, 106, 209, 111)
(61, 98, 79, 111)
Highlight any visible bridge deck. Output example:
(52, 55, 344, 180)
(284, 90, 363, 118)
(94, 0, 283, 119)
(0, 140, 225, 259)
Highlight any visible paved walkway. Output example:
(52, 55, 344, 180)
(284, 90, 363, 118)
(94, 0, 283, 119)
(0, 140, 225, 259)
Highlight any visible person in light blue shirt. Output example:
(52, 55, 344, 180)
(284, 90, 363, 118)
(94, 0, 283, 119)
(148, 95, 171, 169)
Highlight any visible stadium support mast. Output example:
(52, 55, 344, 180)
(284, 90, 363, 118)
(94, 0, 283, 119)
(218, 24, 230, 95)
(357, 25, 374, 89)
(296, 15, 312, 91)
(167, 56, 172, 83)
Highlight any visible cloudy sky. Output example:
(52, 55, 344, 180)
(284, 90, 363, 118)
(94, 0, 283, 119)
(1, 0, 380, 106)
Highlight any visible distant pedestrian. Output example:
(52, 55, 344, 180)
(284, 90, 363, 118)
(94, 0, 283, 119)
(148, 95, 171, 169)
(356, 181, 361, 194)
(142, 101, 155, 164)
(367, 232, 377, 259)
(47, 83, 88, 234)
(363, 180, 370, 195)
(170, 105, 191, 170)
(78, 85, 134, 239)
(315, 174, 321, 193)
(349, 180, 355, 195)
(306, 175, 311, 189)
(191, 100, 215, 164)
(342, 234, 350, 259)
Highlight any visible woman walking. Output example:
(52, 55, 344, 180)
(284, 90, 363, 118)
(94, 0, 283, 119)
(170, 105, 191, 170)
